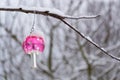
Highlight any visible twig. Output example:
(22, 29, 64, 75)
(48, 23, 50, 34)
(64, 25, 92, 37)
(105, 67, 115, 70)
(64, 15, 100, 20)
(60, 19, 120, 61)
(0, 7, 100, 20)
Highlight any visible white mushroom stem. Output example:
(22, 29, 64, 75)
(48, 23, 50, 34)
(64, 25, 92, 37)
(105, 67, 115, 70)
(31, 52, 37, 68)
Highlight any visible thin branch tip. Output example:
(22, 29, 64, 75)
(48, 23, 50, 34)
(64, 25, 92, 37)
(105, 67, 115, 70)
(96, 14, 101, 17)
(64, 14, 101, 20)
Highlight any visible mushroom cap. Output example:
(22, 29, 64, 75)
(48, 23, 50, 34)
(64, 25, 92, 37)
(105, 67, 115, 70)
(22, 35, 45, 54)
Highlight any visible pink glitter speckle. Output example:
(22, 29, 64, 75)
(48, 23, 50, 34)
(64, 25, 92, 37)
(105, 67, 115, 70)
(22, 35, 45, 54)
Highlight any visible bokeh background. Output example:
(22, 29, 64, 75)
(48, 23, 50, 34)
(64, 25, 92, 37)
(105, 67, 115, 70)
(0, 0, 120, 80)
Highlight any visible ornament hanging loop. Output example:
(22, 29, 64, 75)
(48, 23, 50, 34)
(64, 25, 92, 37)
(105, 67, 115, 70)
(30, 10, 36, 34)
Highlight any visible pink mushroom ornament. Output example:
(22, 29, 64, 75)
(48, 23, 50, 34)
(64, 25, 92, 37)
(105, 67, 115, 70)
(22, 34, 45, 68)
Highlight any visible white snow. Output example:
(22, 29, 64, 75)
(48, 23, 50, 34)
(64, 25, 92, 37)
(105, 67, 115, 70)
(86, 36, 92, 42)
(101, 47, 106, 51)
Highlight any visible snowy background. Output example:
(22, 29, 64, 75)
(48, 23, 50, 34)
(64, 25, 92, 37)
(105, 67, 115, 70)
(0, 0, 120, 80)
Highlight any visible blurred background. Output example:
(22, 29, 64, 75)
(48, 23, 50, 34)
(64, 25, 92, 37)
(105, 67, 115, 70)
(0, 0, 120, 80)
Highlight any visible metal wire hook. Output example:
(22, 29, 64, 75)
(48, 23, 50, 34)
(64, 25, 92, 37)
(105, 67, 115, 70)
(30, 10, 36, 34)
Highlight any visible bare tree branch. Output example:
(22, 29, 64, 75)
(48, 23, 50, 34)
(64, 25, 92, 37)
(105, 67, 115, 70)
(0, 7, 120, 62)
(0, 7, 99, 20)
(64, 15, 100, 20)
(60, 19, 120, 61)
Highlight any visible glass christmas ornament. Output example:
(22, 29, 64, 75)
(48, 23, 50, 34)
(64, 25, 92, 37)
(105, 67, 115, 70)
(22, 34, 45, 68)
(22, 11, 45, 68)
